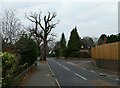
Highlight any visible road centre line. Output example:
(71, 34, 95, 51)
(90, 70, 95, 73)
(62, 66, 70, 71)
(58, 63, 62, 66)
(82, 68, 87, 70)
(99, 73, 105, 75)
(66, 62, 76, 66)
(75, 73, 87, 80)
(55, 61, 62, 66)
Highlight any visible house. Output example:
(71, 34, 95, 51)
(79, 37, 95, 58)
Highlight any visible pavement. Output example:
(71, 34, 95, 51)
(47, 58, 119, 87)
(19, 60, 56, 86)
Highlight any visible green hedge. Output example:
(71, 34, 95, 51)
(15, 35, 39, 66)
(63, 48, 80, 58)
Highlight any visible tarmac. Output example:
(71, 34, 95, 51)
(19, 60, 56, 86)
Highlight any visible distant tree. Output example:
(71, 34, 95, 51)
(53, 41, 60, 58)
(1, 10, 23, 44)
(106, 34, 120, 43)
(64, 26, 81, 58)
(60, 33, 66, 49)
(118, 33, 120, 41)
(59, 33, 66, 56)
(98, 34, 107, 45)
(92, 37, 98, 45)
(98, 33, 120, 45)
(26, 11, 59, 61)
(68, 26, 81, 51)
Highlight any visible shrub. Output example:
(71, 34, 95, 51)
(54, 49, 60, 58)
(63, 48, 80, 58)
(15, 35, 39, 66)
(63, 48, 71, 58)
(69, 51, 81, 58)
(0, 52, 17, 87)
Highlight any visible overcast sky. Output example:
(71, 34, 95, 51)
(0, 0, 119, 41)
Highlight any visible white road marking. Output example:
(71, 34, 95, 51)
(82, 68, 87, 70)
(99, 73, 104, 75)
(115, 78, 119, 80)
(66, 62, 76, 66)
(55, 78, 61, 88)
(47, 62, 55, 76)
(90, 70, 95, 73)
(75, 73, 87, 80)
(58, 63, 62, 66)
(62, 66, 70, 71)
(99, 73, 106, 76)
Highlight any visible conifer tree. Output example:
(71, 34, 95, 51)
(68, 26, 80, 51)
(60, 33, 66, 49)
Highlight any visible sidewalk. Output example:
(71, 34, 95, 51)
(19, 61, 55, 86)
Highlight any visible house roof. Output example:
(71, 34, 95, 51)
(80, 38, 95, 49)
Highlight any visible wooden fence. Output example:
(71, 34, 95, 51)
(91, 42, 120, 60)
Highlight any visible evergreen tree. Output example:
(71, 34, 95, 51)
(68, 26, 81, 51)
(98, 34, 107, 45)
(118, 33, 120, 41)
(60, 33, 66, 49)
(15, 34, 39, 66)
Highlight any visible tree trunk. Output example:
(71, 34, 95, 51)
(43, 39, 47, 61)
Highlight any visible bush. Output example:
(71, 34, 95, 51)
(15, 35, 39, 66)
(63, 48, 80, 58)
(0, 52, 17, 87)
(69, 51, 81, 58)
(54, 49, 60, 58)
(63, 48, 70, 58)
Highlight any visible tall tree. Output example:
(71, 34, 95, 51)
(1, 10, 22, 44)
(60, 33, 66, 49)
(68, 26, 80, 51)
(26, 11, 59, 61)
(106, 34, 120, 43)
(98, 34, 107, 45)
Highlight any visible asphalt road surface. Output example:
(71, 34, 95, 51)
(47, 58, 119, 87)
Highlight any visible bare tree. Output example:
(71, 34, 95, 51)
(28, 26, 42, 51)
(26, 11, 59, 61)
(1, 10, 22, 44)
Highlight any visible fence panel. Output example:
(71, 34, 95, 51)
(91, 42, 120, 60)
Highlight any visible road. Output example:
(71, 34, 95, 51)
(47, 58, 119, 87)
